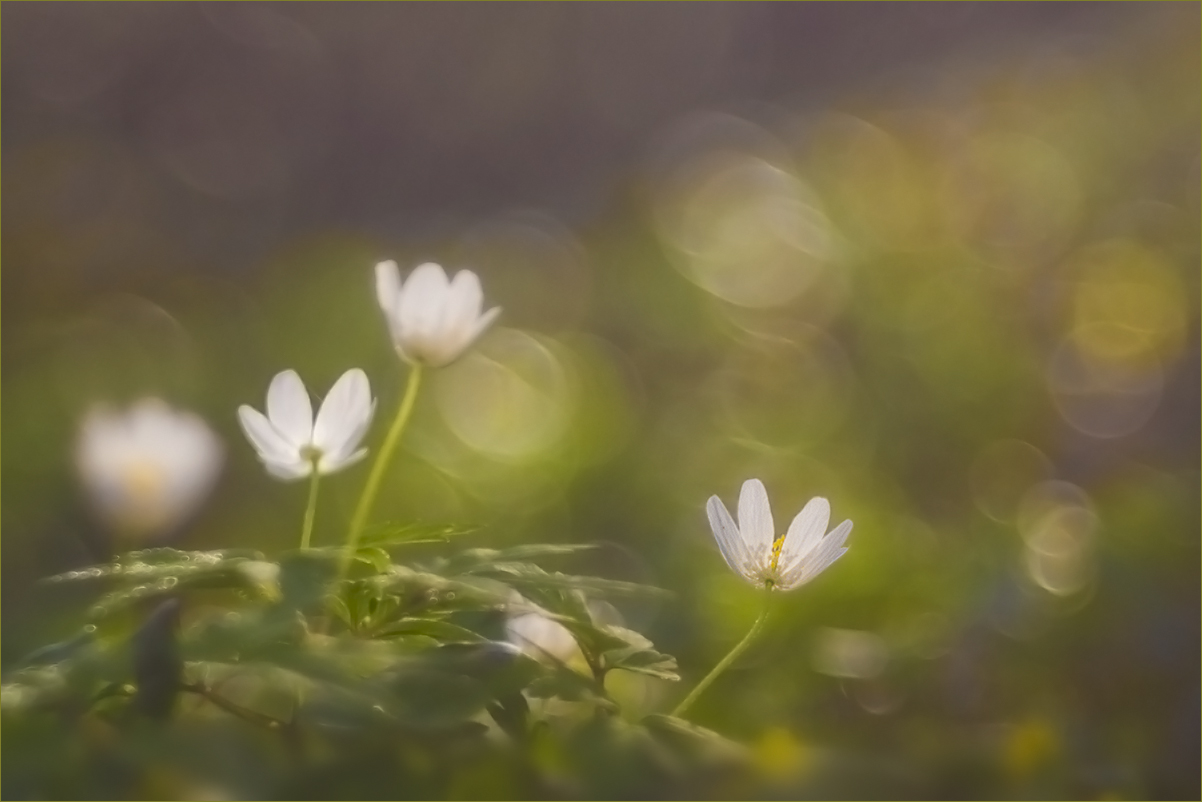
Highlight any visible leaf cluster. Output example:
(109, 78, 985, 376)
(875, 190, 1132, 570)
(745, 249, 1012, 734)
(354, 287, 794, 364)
(4, 538, 748, 799)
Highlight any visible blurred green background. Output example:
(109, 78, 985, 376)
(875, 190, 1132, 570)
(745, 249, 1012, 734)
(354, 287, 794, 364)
(3, 2, 1199, 799)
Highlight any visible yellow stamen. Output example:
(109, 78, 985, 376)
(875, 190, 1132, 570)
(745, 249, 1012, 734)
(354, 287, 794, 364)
(769, 533, 787, 573)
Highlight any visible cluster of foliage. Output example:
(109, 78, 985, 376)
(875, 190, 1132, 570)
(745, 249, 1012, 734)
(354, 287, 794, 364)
(3, 532, 755, 799)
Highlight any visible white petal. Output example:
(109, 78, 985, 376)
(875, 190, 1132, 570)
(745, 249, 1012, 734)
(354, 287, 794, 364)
(266, 370, 314, 448)
(737, 478, 775, 557)
(780, 497, 831, 571)
(264, 458, 313, 481)
(80, 401, 225, 534)
(318, 446, 368, 475)
(375, 260, 401, 314)
(507, 613, 580, 663)
(445, 270, 484, 337)
(462, 304, 501, 350)
(398, 262, 450, 341)
(706, 495, 754, 581)
(780, 519, 852, 590)
(312, 369, 373, 456)
(237, 406, 301, 466)
(158, 411, 225, 517)
(431, 305, 501, 367)
(327, 399, 376, 465)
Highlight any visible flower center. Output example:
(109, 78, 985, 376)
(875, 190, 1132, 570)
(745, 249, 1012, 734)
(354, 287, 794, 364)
(116, 460, 171, 533)
(122, 461, 166, 506)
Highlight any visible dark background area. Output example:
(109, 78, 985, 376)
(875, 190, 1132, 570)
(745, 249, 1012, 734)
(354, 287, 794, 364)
(3, 3, 1199, 799)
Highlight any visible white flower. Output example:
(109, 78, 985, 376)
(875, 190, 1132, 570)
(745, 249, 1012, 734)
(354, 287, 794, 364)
(237, 369, 374, 480)
(706, 478, 852, 591)
(375, 261, 500, 367)
(506, 611, 583, 665)
(76, 399, 224, 537)
(236, 560, 281, 598)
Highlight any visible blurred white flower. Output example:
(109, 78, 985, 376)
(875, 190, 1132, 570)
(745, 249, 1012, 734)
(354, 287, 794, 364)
(237, 369, 374, 480)
(506, 611, 582, 665)
(236, 560, 281, 599)
(706, 478, 851, 591)
(76, 399, 224, 537)
(375, 261, 500, 367)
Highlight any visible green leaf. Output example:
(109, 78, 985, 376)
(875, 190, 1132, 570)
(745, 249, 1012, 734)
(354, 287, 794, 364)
(374, 618, 486, 643)
(487, 692, 530, 741)
(355, 546, 393, 574)
(467, 562, 671, 599)
(604, 647, 680, 681)
(277, 551, 338, 613)
(526, 667, 604, 704)
(555, 618, 633, 656)
(41, 550, 275, 621)
(598, 625, 654, 651)
(326, 595, 354, 629)
(642, 714, 749, 763)
(391, 670, 493, 725)
(14, 628, 97, 670)
(421, 643, 544, 698)
(589, 624, 679, 679)
(369, 566, 513, 612)
(43, 549, 265, 584)
(360, 522, 477, 547)
(440, 543, 600, 574)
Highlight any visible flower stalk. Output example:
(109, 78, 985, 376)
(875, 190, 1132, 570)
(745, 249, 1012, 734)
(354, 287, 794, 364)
(671, 600, 772, 718)
(341, 364, 423, 575)
(299, 458, 320, 551)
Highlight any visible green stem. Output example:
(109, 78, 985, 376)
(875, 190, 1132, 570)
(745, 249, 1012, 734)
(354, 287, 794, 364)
(299, 463, 320, 551)
(671, 599, 772, 718)
(340, 364, 423, 576)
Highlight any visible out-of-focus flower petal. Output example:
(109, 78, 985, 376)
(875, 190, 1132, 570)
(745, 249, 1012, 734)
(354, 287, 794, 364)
(318, 447, 368, 475)
(266, 370, 314, 449)
(237, 406, 299, 466)
(375, 260, 401, 315)
(76, 400, 224, 537)
(312, 369, 373, 457)
(398, 262, 450, 340)
(377, 261, 499, 368)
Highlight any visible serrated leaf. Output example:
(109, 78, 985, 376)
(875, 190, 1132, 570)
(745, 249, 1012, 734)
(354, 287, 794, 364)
(599, 625, 654, 651)
(604, 647, 680, 681)
(555, 618, 632, 655)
